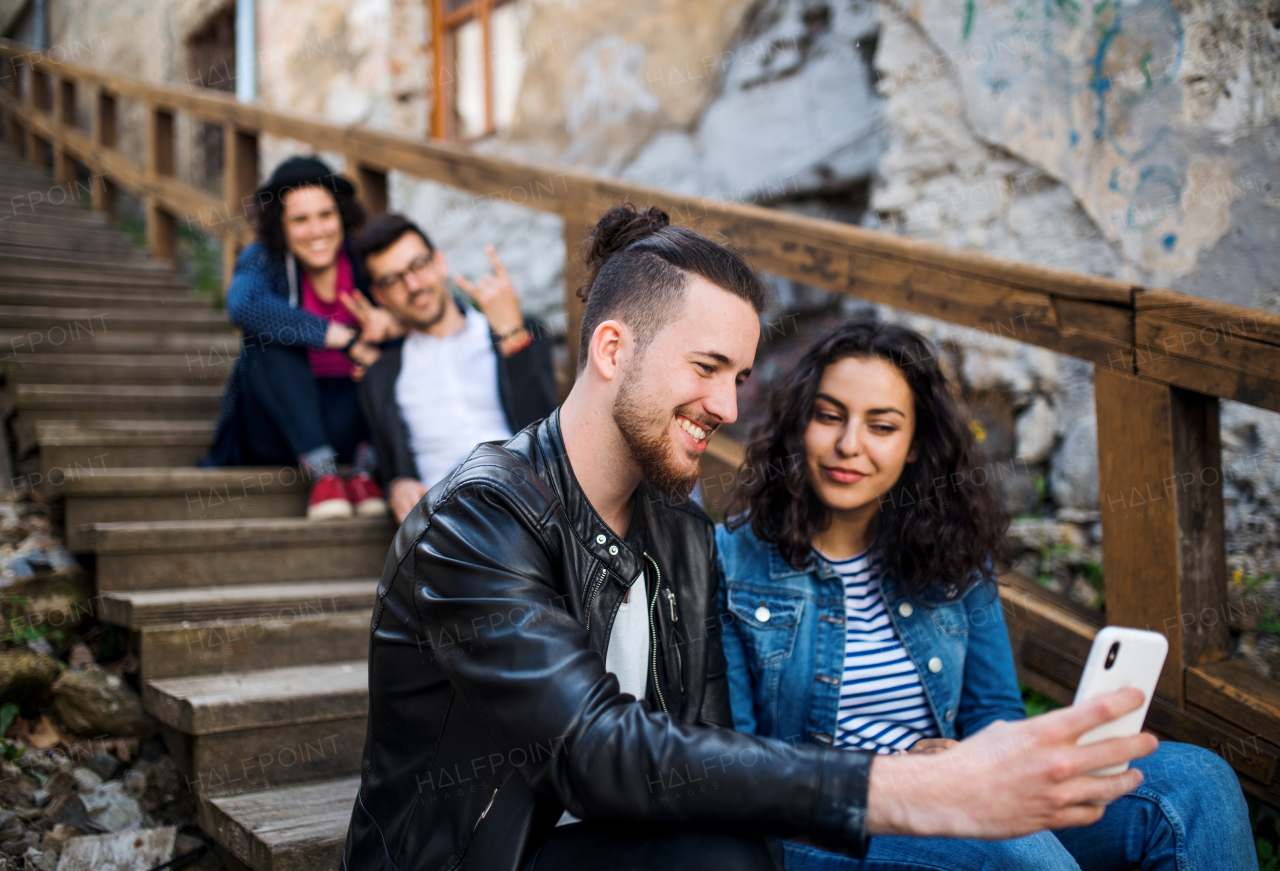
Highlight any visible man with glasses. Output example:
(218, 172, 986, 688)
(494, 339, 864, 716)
(349, 214, 558, 522)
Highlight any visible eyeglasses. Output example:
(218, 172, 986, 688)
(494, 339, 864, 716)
(372, 253, 437, 292)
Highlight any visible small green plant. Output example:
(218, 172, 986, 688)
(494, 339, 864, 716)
(1235, 571, 1280, 635)
(0, 596, 64, 649)
(1250, 797, 1280, 870)
(0, 703, 25, 762)
(1019, 682, 1061, 717)
(1083, 560, 1105, 609)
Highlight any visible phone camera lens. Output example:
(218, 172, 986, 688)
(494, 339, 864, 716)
(1104, 641, 1120, 670)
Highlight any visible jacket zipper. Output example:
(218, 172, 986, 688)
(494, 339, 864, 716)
(646, 558, 668, 714)
(473, 786, 499, 831)
(662, 587, 684, 693)
(583, 565, 608, 631)
(642, 553, 685, 710)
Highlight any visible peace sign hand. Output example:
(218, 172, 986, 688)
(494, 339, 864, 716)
(452, 245, 524, 338)
(339, 291, 406, 344)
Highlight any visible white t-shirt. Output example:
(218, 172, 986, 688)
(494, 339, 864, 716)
(559, 571, 650, 826)
(395, 311, 513, 488)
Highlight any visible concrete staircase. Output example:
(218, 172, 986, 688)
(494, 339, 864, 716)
(0, 143, 378, 870)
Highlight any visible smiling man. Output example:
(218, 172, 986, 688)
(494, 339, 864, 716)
(351, 214, 558, 522)
(343, 206, 1157, 871)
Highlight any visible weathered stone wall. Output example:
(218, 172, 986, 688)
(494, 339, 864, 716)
(865, 0, 1280, 674)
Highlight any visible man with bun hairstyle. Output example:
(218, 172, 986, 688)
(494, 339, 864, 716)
(344, 206, 1156, 870)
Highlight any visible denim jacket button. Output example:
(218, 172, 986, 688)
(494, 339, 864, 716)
(927, 657, 943, 673)
(945, 709, 956, 722)
(898, 602, 913, 618)
(755, 605, 771, 623)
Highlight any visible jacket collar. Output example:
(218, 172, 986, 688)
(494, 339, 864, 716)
(532, 408, 652, 584)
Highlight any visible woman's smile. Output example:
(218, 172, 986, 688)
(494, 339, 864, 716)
(822, 465, 868, 484)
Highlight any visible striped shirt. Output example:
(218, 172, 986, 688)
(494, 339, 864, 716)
(822, 547, 939, 753)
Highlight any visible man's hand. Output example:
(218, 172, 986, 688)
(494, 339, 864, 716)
(340, 291, 405, 343)
(390, 477, 430, 524)
(867, 688, 1158, 840)
(452, 245, 524, 338)
(347, 339, 381, 369)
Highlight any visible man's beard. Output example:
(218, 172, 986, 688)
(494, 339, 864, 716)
(402, 286, 449, 332)
(612, 368, 703, 500)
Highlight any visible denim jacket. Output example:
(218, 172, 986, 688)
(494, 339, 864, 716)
(715, 523, 1026, 747)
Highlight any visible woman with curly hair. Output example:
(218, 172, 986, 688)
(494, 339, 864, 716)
(205, 156, 388, 519)
(716, 319, 1252, 870)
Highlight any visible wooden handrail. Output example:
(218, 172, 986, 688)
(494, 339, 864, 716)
(1, 36, 1279, 803)
(2, 36, 1277, 406)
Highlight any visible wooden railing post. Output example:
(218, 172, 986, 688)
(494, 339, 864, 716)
(52, 77, 76, 185)
(561, 207, 592, 383)
(1094, 368, 1230, 704)
(146, 106, 178, 265)
(3, 57, 23, 149)
(91, 87, 116, 219)
(221, 125, 259, 292)
(350, 161, 388, 216)
(23, 64, 42, 163)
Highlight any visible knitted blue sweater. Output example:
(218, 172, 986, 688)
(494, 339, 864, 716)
(225, 240, 370, 347)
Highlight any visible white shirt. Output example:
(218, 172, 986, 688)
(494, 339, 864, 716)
(559, 571, 650, 826)
(395, 311, 513, 488)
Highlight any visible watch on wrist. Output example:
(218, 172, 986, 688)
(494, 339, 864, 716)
(342, 332, 362, 359)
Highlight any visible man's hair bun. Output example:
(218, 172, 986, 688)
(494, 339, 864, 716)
(583, 205, 671, 281)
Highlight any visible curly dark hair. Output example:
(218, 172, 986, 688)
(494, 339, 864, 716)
(253, 182, 367, 260)
(727, 319, 1010, 602)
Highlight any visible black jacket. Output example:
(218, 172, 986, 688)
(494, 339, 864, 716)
(358, 310, 558, 489)
(342, 409, 872, 871)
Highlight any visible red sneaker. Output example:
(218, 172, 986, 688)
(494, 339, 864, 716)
(347, 472, 388, 517)
(307, 473, 353, 520)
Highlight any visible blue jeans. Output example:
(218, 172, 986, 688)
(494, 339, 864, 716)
(238, 340, 368, 466)
(783, 742, 1255, 871)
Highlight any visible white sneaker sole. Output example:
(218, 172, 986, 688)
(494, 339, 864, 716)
(353, 498, 388, 518)
(307, 498, 354, 521)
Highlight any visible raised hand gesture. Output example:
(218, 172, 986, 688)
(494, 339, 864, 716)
(452, 245, 524, 338)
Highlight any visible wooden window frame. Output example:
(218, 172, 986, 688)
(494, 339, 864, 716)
(430, 0, 515, 140)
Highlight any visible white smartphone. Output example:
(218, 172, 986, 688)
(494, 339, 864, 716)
(1072, 625, 1167, 775)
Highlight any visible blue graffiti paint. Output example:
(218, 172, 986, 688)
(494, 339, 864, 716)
(1071, 130, 1079, 146)
(1089, 2, 1122, 142)
(1162, 234, 1176, 251)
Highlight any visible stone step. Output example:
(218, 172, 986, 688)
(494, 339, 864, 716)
(2, 353, 230, 390)
(0, 329, 240, 357)
(99, 579, 379, 627)
(0, 230, 150, 257)
(61, 466, 311, 550)
(83, 516, 393, 591)
(37, 420, 214, 468)
(0, 243, 157, 267)
(0, 264, 188, 291)
(0, 207, 113, 230)
(146, 662, 367, 795)
(0, 304, 228, 332)
(0, 250, 172, 275)
(9, 386, 222, 435)
(0, 286, 214, 309)
(137, 610, 371, 681)
(197, 776, 357, 871)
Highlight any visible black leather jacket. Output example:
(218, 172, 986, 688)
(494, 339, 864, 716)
(343, 410, 872, 870)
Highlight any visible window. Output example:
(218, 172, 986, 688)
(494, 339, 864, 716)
(430, 0, 526, 140)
